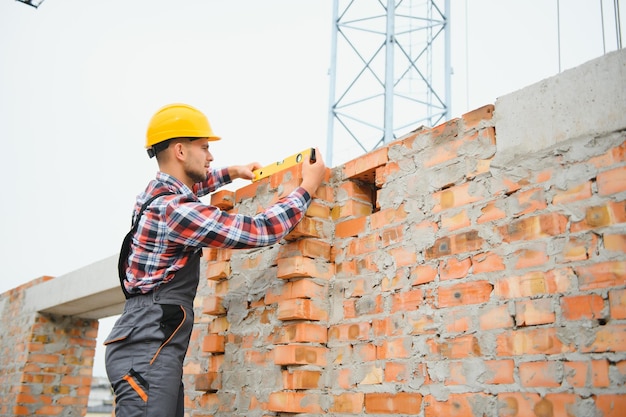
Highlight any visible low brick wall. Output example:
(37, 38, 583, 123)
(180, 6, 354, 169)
(0, 278, 99, 416)
(184, 103, 626, 416)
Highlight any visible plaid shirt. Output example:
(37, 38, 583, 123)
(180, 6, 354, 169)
(124, 169, 311, 295)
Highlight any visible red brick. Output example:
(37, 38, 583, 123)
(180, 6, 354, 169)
(339, 180, 375, 202)
(385, 361, 409, 383)
(380, 224, 404, 247)
(513, 244, 549, 270)
(210, 190, 235, 210)
(328, 322, 371, 343)
(572, 201, 626, 232)
(234, 180, 262, 203)
(432, 182, 485, 212)
(425, 230, 484, 259)
(278, 238, 331, 260)
(194, 371, 221, 392)
(581, 324, 626, 353)
(372, 316, 403, 338)
(331, 199, 373, 220)
(206, 261, 230, 281)
(519, 361, 561, 387)
(496, 328, 573, 356)
(562, 233, 598, 262)
(462, 104, 494, 129)
(273, 322, 328, 344)
(202, 334, 225, 353)
(202, 295, 226, 316)
(589, 141, 626, 167)
(440, 209, 471, 231)
(264, 279, 327, 304)
(354, 343, 377, 362)
(276, 256, 334, 280)
(484, 359, 515, 384)
(424, 393, 489, 417)
(477, 201, 506, 223)
(347, 234, 380, 255)
(428, 335, 481, 359)
(306, 201, 331, 218)
(498, 393, 578, 417)
(273, 345, 327, 366)
(576, 261, 626, 290)
(277, 298, 328, 321)
(364, 392, 422, 415)
(494, 269, 577, 299)
(552, 181, 593, 204)
(330, 392, 364, 413)
(391, 289, 424, 313)
(564, 359, 610, 388)
(267, 392, 322, 414)
(439, 257, 472, 281)
(499, 213, 567, 243)
(561, 294, 605, 321)
(472, 252, 506, 274)
(515, 298, 555, 326)
(604, 233, 626, 253)
(282, 369, 321, 390)
(343, 147, 389, 180)
(479, 304, 514, 330)
(510, 188, 547, 216)
(377, 337, 412, 359)
(389, 246, 417, 268)
(597, 165, 626, 195)
(335, 216, 367, 238)
(595, 394, 626, 417)
(370, 205, 407, 230)
(285, 216, 325, 240)
(609, 288, 626, 319)
(422, 136, 463, 169)
(442, 309, 471, 333)
(410, 264, 438, 285)
(438, 280, 492, 307)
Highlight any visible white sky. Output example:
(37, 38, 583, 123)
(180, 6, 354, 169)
(0, 0, 622, 377)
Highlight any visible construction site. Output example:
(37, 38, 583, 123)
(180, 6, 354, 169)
(0, 1, 625, 416)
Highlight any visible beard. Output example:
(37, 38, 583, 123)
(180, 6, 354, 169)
(185, 162, 209, 184)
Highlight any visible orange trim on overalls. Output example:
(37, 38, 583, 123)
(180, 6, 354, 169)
(122, 374, 148, 402)
(150, 305, 187, 365)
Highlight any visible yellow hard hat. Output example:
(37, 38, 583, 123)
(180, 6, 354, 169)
(146, 103, 220, 157)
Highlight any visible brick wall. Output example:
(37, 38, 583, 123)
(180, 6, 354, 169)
(184, 104, 626, 416)
(0, 278, 99, 416)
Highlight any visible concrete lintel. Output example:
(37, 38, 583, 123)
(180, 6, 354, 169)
(23, 255, 125, 319)
(493, 48, 626, 166)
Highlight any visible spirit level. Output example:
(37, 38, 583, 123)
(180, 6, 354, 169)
(252, 148, 316, 182)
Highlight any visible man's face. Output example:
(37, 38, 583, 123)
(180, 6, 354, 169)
(183, 138, 213, 183)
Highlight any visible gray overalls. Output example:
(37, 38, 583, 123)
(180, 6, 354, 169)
(104, 250, 200, 417)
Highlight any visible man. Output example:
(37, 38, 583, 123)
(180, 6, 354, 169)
(104, 103, 326, 417)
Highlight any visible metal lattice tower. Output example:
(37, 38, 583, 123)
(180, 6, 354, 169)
(326, 0, 451, 166)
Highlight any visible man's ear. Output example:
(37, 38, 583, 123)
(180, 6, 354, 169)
(172, 141, 186, 161)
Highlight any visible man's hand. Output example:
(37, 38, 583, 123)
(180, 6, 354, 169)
(300, 147, 326, 197)
(228, 163, 262, 181)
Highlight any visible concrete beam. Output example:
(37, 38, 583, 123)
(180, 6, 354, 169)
(493, 48, 626, 166)
(23, 255, 125, 319)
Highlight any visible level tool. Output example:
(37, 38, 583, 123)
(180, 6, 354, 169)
(253, 148, 316, 182)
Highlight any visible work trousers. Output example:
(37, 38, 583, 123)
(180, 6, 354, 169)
(105, 253, 200, 417)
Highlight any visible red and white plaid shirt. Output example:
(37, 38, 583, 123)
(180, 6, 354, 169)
(124, 169, 311, 295)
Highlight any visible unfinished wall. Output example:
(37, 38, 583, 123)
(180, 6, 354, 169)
(185, 51, 626, 416)
(0, 277, 99, 416)
(0, 50, 624, 417)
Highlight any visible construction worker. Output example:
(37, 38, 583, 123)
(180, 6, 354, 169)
(104, 103, 326, 417)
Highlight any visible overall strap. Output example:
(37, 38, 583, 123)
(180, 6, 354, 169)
(118, 192, 174, 299)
